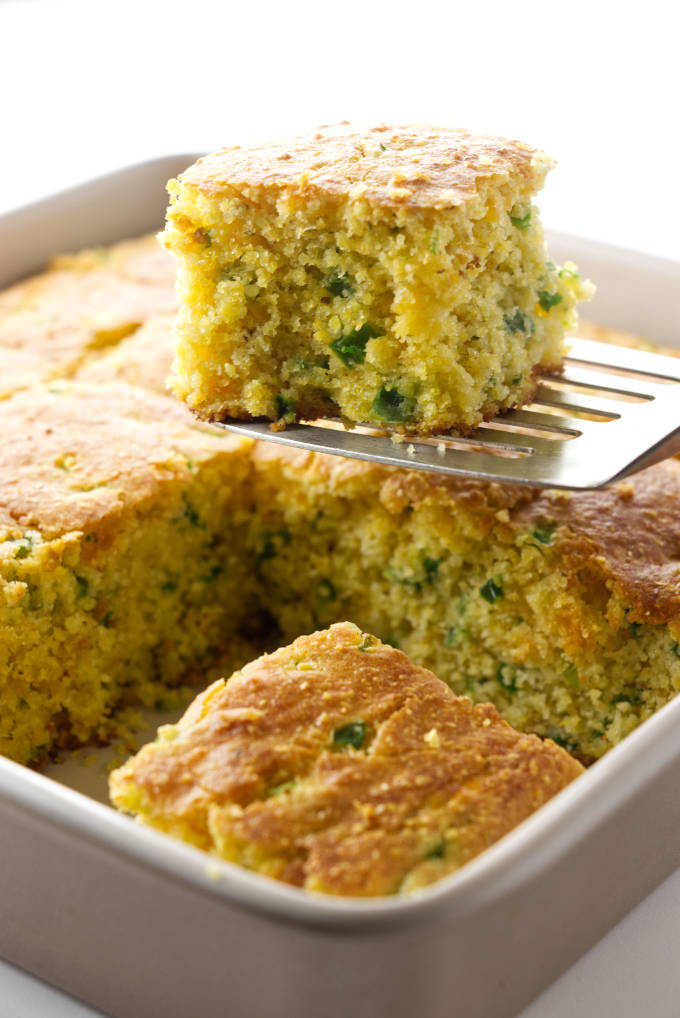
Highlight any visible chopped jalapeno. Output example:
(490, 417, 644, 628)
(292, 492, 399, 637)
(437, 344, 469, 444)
(332, 721, 366, 750)
(323, 271, 354, 298)
(480, 578, 503, 603)
(372, 386, 416, 422)
(422, 556, 441, 581)
(329, 322, 381, 367)
(182, 500, 202, 528)
(496, 663, 517, 695)
(610, 690, 641, 707)
(445, 625, 462, 646)
(429, 229, 439, 254)
(425, 838, 446, 860)
(511, 374, 523, 386)
(161, 579, 178, 593)
(275, 394, 296, 422)
(510, 210, 531, 230)
(258, 528, 291, 560)
(547, 728, 576, 752)
(538, 290, 563, 312)
(531, 522, 556, 545)
(503, 309, 535, 335)
(558, 266, 580, 280)
(672, 643, 680, 659)
(99, 610, 113, 628)
(200, 565, 223, 583)
(316, 577, 337, 603)
(75, 576, 89, 599)
(564, 665, 579, 688)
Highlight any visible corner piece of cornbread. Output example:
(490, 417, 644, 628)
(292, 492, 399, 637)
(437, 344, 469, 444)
(162, 124, 592, 434)
(0, 381, 257, 765)
(110, 622, 583, 897)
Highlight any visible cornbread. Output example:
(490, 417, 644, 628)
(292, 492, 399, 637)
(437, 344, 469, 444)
(0, 381, 257, 765)
(2, 232, 678, 774)
(74, 312, 175, 394)
(110, 623, 583, 896)
(248, 446, 680, 762)
(162, 124, 592, 433)
(0, 234, 176, 394)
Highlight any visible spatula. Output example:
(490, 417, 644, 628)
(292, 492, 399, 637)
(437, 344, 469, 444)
(220, 338, 680, 490)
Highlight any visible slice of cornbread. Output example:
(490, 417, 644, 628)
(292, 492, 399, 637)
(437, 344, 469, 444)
(110, 623, 583, 896)
(0, 235, 176, 395)
(162, 124, 591, 433)
(249, 445, 680, 762)
(0, 381, 257, 765)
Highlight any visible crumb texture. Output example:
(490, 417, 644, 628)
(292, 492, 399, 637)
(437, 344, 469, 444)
(0, 233, 675, 772)
(162, 125, 592, 433)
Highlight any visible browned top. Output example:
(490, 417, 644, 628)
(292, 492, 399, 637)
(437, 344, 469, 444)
(0, 235, 176, 386)
(74, 312, 175, 394)
(252, 442, 680, 628)
(0, 382, 247, 544)
(110, 623, 582, 896)
(177, 124, 551, 210)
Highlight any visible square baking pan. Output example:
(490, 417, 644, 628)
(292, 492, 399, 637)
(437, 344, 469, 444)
(1, 156, 679, 1018)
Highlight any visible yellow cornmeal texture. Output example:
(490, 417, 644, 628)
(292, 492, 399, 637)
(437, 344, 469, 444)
(0, 382, 258, 765)
(0, 234, 176, 396)
(2, 233, 679, 770)
(110, 623, 583, 896)
(162, 125, 592, 433)
(248, 447, 680, 763)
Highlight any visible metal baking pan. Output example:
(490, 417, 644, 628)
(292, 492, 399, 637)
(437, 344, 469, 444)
(1, 156, 680, 1018)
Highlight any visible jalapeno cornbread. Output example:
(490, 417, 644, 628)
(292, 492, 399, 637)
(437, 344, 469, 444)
(0, 381, 256, 765)
(3, 233, 679, 773)
(110, 623, 583, 896)
(248, 446, 680, 762)
(162, 124, 591, 433)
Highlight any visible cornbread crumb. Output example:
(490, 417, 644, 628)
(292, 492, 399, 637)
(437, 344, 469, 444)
(110, 623, 583, 896)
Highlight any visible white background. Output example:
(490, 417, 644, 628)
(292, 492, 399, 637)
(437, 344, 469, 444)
(1, 0, 679, 1015)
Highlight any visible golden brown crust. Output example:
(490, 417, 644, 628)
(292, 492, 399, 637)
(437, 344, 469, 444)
(0, 235, 176, 385)
(73, 312, 174, 394)
(177, 124, 551, 211)
(0, 382, 246, 541)
(110, 623, 582, 896)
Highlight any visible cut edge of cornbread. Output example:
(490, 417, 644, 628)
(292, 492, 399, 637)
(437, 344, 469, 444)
(0, 380, 261, 765)
(247, 444, 680, 763)
(109, 622, 583, 897)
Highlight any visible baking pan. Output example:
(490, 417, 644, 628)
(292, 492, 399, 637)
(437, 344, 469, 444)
(1, 155, 680, 1018)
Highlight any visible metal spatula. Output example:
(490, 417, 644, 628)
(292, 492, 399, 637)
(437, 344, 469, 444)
(220, 338, 680, 490)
